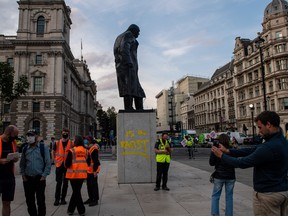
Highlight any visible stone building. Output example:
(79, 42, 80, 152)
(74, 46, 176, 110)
(233, 0, 288, 135)
(194, 61, 234, 133)
(156, 76, 209, 134)
(194, 0, 288, 135)
(0, 0, 99, 140)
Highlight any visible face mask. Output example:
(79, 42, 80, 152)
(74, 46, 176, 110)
(27, 136, 35, 144)
(84, 139, 89, 148)
(62, 134, 68, 139)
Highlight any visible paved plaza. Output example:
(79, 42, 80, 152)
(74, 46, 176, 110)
(2, 156, 254, 216)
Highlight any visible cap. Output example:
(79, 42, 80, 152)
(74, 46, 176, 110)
(26, 129, 37, 136)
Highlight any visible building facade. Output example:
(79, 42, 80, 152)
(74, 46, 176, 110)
(0, 0, 99, 140)
(156, 76, 209, 134)
(193, 0, 288, 135)
(233, 0, 288, 135)
(194, 61, 234, 133)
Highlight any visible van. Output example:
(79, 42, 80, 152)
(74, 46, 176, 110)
(227, 132, 248, 144)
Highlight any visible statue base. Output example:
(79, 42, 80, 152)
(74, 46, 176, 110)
(117, 110, 156, 183)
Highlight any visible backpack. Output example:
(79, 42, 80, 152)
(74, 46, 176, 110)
(22, 142, 45, 165)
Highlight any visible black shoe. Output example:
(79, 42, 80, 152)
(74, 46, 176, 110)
(89, 200, 98, 206)
(83, 199, 91, 205)
(162, 187, 170, 191)
(154, 187, 160, 191)
(79, 213, 85, 216)
(61, 199, 67, 205)
(54, 199, 60, 206)
(67, 211, 73, 215)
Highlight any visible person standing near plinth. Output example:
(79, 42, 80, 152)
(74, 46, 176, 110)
(154, 133, 172, 191)
(53, 128, 73, 206)
(113, 24, 146, 110)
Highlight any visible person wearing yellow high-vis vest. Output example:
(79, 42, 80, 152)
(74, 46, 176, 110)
(65, 135, 89, 216)
(154, 133, 172, 191)
(185, 135, 194, 159)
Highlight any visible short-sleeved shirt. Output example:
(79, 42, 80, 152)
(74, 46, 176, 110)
(0, 140, 14, 179)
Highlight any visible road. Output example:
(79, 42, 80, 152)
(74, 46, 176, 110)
(171, 147, 254, 187)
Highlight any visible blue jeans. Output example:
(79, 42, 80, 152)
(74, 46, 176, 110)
(211, 178, 235, 216)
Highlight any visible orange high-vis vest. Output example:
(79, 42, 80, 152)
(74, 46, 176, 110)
(0, 136, 17, 172)
(54, 139, 73, 167)
(66, 146, 88, 179)
(87, 144, 100, 174)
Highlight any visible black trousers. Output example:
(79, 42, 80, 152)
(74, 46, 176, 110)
(87, 174, 99, 201)
(55, 165, 68, 201)
(156, 162, 170, 188)
(187, 146, 194, 158)
(23, 176, 46, 216)
(68, 179, 85, 215)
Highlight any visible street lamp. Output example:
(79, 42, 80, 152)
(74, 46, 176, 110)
(32, 98, 36, 129)
(249, 104, 255, 141)
(255, 35, 267, 111)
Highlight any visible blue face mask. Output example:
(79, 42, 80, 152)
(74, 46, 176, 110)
(84, 139, 89, 147)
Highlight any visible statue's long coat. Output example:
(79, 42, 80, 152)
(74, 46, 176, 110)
(113, 30, 145, 98)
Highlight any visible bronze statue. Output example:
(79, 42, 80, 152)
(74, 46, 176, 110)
(113, 24, 145, 110)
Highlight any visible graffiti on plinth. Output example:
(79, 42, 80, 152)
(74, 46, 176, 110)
(120, 130, 150, 159)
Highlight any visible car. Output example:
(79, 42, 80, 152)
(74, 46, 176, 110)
(243, 135, 263, 145)
(227, 132, 248, 145)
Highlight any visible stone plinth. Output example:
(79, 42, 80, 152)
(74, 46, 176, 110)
(117, 110, 156, 184)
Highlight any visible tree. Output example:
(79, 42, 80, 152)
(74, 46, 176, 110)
(0, 62, 29, 131)
(96, 107, 117, 139)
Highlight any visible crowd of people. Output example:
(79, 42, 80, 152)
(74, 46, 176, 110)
(0, 126, 100, 216)
(1, 110, 288, 216)
(155, 111, 288, 216)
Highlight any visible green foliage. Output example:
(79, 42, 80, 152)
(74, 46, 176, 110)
(96, 107, 117, 138)
(0, 62, 29, 103)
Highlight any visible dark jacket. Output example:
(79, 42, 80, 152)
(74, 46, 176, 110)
(113, 30, 145, 98)
(209, 152, 235, 180)
(222, 132, 288, 193)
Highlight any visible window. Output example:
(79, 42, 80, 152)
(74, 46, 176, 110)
(276, 31, 283, 39)
(36, 55, 42, 64)
(283, 98, 288, 110)
(254, 70, 259, 80)
(33, 102, 40, 112)
(255, 86, 260, 96)
(32, 120, 40, 134)
(256, 102, 261, 114)
(248, 73, 253, 82)
(7, 58, 13, 67)
(34, 77, 42, 92)
(249, 88, 253, 98)
(270, 99, 275, 111)
(37, 16, 45, 34)
(269, 81, 274, 92)
(275, 44, 286, 53)
(238, 75, 244, 86)
(3, 104, 10, 113)
(278, 78, 288, 90)
(276, 59, 287, 70)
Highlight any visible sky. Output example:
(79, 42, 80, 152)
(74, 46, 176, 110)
(0, 0, 273, 111)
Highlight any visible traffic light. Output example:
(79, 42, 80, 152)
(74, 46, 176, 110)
(175, 121, 181, 131)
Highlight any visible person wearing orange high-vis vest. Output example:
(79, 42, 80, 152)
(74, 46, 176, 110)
(52, 128, 73, 206)
(83, 136, 100, 207)
(65, 135, 89, 216)
(0, 125, 19, 216)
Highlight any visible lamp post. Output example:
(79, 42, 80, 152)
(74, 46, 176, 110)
(32, 98, 36, 129)
(249, 104, 255, 141)
(255, 35, 267, 111)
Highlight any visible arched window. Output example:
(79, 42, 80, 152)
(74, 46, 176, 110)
(32, 120, 41, 135)
(37, 16, 45, 34)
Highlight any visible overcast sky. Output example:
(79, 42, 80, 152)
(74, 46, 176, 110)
(0, 0, 273, 110)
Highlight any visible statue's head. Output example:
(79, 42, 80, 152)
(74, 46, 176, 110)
(127, 24, 140, 38)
